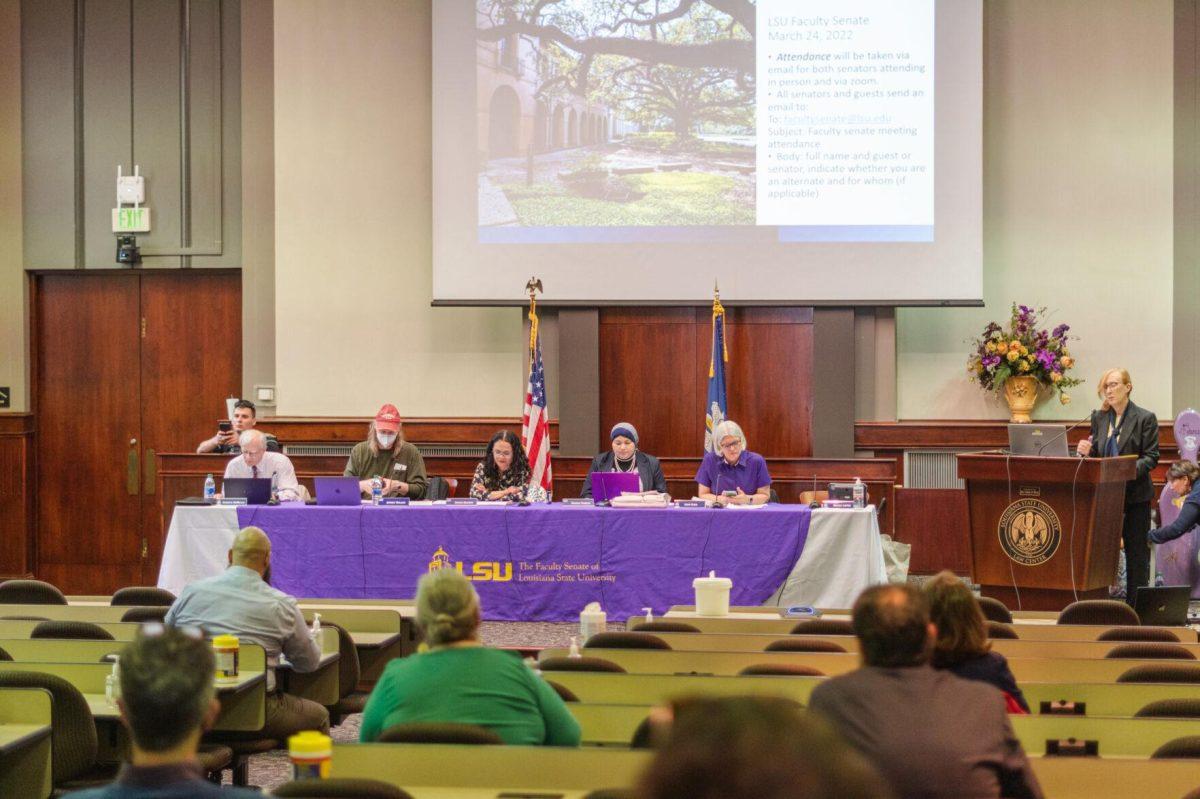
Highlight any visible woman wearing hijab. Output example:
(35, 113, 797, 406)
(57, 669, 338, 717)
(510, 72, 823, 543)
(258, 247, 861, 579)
(580, 422, 667, 498)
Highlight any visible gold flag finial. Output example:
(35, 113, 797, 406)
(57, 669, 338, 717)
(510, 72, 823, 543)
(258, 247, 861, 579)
(525, 277, 543, 353)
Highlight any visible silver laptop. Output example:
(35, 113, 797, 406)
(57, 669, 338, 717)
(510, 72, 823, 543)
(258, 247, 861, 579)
(1007, 424, 1069, 457)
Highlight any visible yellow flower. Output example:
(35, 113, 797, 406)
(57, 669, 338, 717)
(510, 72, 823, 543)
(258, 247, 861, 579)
(985, 341, 996, 354)
(1017, 359, 1030, 372)
(1018, 345, 1028, 356)
(996, 341, 1009, 354)
(1006, 350, 1019, 362)
(1060, 356, 1074, 369)
(1051, 371, 1062, 383)
(1060, 393, 1072, 405)
(1010, 340, 1022, 351)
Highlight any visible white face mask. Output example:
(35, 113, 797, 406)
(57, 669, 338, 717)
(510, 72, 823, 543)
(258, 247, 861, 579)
(376, 432, 397, 449)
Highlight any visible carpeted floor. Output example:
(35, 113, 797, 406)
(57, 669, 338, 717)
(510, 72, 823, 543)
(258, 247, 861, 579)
(223, 621, 584, 791)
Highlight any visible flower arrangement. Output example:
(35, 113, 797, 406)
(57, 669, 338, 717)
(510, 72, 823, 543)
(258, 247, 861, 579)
(967, 304, 1081, 404)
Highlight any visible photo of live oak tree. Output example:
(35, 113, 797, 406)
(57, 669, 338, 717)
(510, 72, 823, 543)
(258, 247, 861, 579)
(476, 0, 756, 228)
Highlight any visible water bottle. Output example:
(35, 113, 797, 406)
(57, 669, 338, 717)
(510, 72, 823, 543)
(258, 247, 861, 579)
(105, 658, 120, 706)
(852, 477, 866, 509)
(310, 612, 322, 642)
(270, 472, 279, 502)
(371, 477, 383, 505)
(204, 474, 216, 503)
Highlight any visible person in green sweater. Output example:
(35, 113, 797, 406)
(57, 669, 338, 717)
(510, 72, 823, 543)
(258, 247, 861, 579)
(343, 403, 428, 499)
(359, 567, 581, 746)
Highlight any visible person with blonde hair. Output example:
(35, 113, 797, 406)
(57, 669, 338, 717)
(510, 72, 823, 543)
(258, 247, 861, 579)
(924, 571, 1028, 712)
(1076, 368, 1159, 605)
(695, 420, 771, 506)
(358, 568, 580, 745)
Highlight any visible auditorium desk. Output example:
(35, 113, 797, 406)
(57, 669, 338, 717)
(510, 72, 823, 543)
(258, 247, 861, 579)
(0, 688, 52, 799)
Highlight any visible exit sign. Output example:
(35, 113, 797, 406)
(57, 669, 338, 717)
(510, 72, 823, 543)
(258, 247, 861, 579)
(112, 207, 151, 233)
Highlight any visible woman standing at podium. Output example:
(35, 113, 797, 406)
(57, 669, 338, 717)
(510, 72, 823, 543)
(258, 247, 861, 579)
(1076, 368, 1160, 606)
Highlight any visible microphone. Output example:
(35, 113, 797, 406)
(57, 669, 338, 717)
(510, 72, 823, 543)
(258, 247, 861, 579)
(1035, 412, 1094, 456)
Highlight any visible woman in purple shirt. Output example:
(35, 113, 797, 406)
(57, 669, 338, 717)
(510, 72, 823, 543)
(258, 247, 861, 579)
(696, 420, 772, 506)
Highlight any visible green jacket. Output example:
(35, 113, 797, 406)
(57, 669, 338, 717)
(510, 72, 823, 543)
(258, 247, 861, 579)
(343, 439, 428, 499)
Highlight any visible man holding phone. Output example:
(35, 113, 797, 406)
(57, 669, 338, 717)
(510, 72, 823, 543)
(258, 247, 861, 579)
(196, 399, 280, 454)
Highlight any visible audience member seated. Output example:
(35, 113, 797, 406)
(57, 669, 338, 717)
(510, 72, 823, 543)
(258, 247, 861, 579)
(165, 527, 329, 739)
(695, 420, 770, 506)
(924, 571, 1029, 713)
(469, 430, 548, 503)
(197, 398, 279, 454)
(808, 584, 1043, 799)
(343, 404, 428, 499)
(580, 422, 667, 498)
(359, 568, 579, 746)
(635, 696, 893, 799)
(1149, 461, 1200, 544)
(63, 625, 260, 798)
(222, 430, 300, 501)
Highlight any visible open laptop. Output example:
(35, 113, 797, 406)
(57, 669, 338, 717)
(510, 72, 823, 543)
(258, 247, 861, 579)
(1007, 424, 1069, 457)
(1134, 585, 1192, 626)
(314, 476, 362, 506)
(592, 471, 640, 503)
(221, 477, 272, 505)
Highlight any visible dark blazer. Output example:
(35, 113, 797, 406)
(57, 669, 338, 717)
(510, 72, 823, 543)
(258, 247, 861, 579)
(1086, 400, 1159, 505)
(580, 451, 667, 498)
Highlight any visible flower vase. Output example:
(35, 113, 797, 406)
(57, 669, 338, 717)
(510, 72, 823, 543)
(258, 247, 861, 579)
(1003, 375, 1041, 424)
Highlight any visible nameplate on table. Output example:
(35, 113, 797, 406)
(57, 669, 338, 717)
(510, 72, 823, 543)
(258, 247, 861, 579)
(561, 498, 594, 506)
(217, 498, 248, 506)
(821, 500, 856, 509)
(446, 498, 478, 506)
(379, 497, 409, 506)
(674, 500, 709, 508)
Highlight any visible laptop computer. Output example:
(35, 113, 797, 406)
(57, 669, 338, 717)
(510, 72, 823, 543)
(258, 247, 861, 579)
(314, 476, 362, 506)
(221, 477, 273, 505)
(592, 472, 640, 503)
(1134, 585, 1192, 626)
(1007, 424, 1069, 457)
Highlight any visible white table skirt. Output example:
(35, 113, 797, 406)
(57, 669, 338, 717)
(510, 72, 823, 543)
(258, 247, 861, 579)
(159, 504, 889, 605)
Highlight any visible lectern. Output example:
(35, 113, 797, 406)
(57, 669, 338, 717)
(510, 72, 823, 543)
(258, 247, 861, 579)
(956, 453, 1136, 610)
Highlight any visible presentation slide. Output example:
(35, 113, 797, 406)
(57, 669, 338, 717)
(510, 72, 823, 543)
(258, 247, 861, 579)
(433, 1, 981, 305)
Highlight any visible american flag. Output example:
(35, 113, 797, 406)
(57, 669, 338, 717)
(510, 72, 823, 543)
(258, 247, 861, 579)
(522, 321, 553, 497)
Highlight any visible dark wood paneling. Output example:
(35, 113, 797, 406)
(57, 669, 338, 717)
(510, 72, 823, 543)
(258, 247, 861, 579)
(0, 414, 35, 578)
(262, 418, 558, 446)
(894, 488, 971, 575)
(35, 275, 144, 594)
(139, 272, 242, 582)
(599, 307, 814, 459)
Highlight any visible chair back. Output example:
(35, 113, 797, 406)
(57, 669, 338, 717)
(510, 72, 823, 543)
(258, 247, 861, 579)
(737, 663, 824, 677)
(273, 779, 414, 798)
(789, 619, 854, 637)
(31, 620, 115, 640)
(111, 586, 177, 606)
(1151, 736, 1200, 759)
(1057, 599, 1140, 626)
(985, 621, 1019, 639)
(586, 631, 670, 650)
(630, 621, 700, 634)
(977, 596, 1013, 623)
(0, 579, 68, 605)
(0, 671, 97, 782)
(764, 638, 846, 653)
(426, 476, 460, 501)
(538, 656, 626, 673)
(120, 606, 168, 624)
(1117, 663, 1200, 683)
(378, 722, 503, 745)
(1097, 626, 1182, 643)
(546, 679, 579, 702)
(1105, 643, 1197, 660)
(1135, 699, 1200, 718)
(324, 621, 362, 699)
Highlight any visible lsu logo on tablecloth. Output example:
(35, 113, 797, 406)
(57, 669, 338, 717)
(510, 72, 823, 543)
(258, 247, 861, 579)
(428, 546, 513, 582)
(997, 499, 1062, 566)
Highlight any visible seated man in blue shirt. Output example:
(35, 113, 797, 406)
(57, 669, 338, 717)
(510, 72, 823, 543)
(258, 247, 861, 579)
(165, 526, 329, 739)
(64, 625, 260, 798)
(696, 420, 772, 506)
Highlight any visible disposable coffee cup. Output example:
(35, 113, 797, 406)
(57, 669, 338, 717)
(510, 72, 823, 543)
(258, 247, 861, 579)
(693, 571, 732, 616)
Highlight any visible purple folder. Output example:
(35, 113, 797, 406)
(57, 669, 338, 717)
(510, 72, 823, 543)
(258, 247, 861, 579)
(592, 471, 640, 502)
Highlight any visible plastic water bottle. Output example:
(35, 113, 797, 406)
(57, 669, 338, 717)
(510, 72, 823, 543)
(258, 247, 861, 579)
(568, 636, 581, 658)
(371, 477, 383, 505)
(105, 658, 120, 706)
(203, 474, 216, 503)
(852, 477, 866, 509)
(310, 612, 322, 642)
(270, 472, 279, 502)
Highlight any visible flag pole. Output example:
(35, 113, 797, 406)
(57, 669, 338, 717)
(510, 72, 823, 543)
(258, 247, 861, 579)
(710, 280, 727, 378)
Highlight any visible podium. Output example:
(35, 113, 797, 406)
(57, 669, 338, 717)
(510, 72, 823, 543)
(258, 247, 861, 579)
(956, 453, 1136, 610)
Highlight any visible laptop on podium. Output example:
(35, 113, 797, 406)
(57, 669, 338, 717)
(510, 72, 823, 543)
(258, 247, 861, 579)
(1007, 424, 1070, 457)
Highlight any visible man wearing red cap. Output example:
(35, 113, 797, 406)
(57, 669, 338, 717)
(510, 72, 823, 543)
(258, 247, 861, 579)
(343, 404, 428, 499)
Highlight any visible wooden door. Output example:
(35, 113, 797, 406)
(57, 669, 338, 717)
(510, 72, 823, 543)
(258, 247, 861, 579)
(34, 272, 240, 593)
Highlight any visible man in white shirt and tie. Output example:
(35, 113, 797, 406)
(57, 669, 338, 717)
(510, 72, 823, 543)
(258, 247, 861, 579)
(223, 429, 301, 501)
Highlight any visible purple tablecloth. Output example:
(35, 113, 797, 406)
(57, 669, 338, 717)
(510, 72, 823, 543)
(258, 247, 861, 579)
(236, 504, 811, 621)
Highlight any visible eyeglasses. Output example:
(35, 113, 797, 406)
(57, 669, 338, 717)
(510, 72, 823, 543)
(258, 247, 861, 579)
(719, 440, 742, 451)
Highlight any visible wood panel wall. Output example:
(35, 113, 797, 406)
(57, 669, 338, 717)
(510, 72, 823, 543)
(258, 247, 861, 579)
(0, 414, 35, 579)
(598, 307, 813, 458)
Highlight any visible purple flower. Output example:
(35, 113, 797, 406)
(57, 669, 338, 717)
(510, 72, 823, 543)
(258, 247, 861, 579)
(984, 355, 1001, 368)
(1052, 323, 1069, 339)
(1036, 350, 1056, 369)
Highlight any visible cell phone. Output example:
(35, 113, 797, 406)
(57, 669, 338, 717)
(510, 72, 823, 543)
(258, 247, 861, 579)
(218, 420, 232, 433)
(722, 490, 737, 497)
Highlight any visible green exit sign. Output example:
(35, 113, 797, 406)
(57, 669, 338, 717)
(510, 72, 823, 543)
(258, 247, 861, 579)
(111, 207, 151, 233)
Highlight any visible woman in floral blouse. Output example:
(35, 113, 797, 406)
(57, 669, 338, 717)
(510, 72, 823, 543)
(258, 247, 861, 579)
(469, 430, 548, 502)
